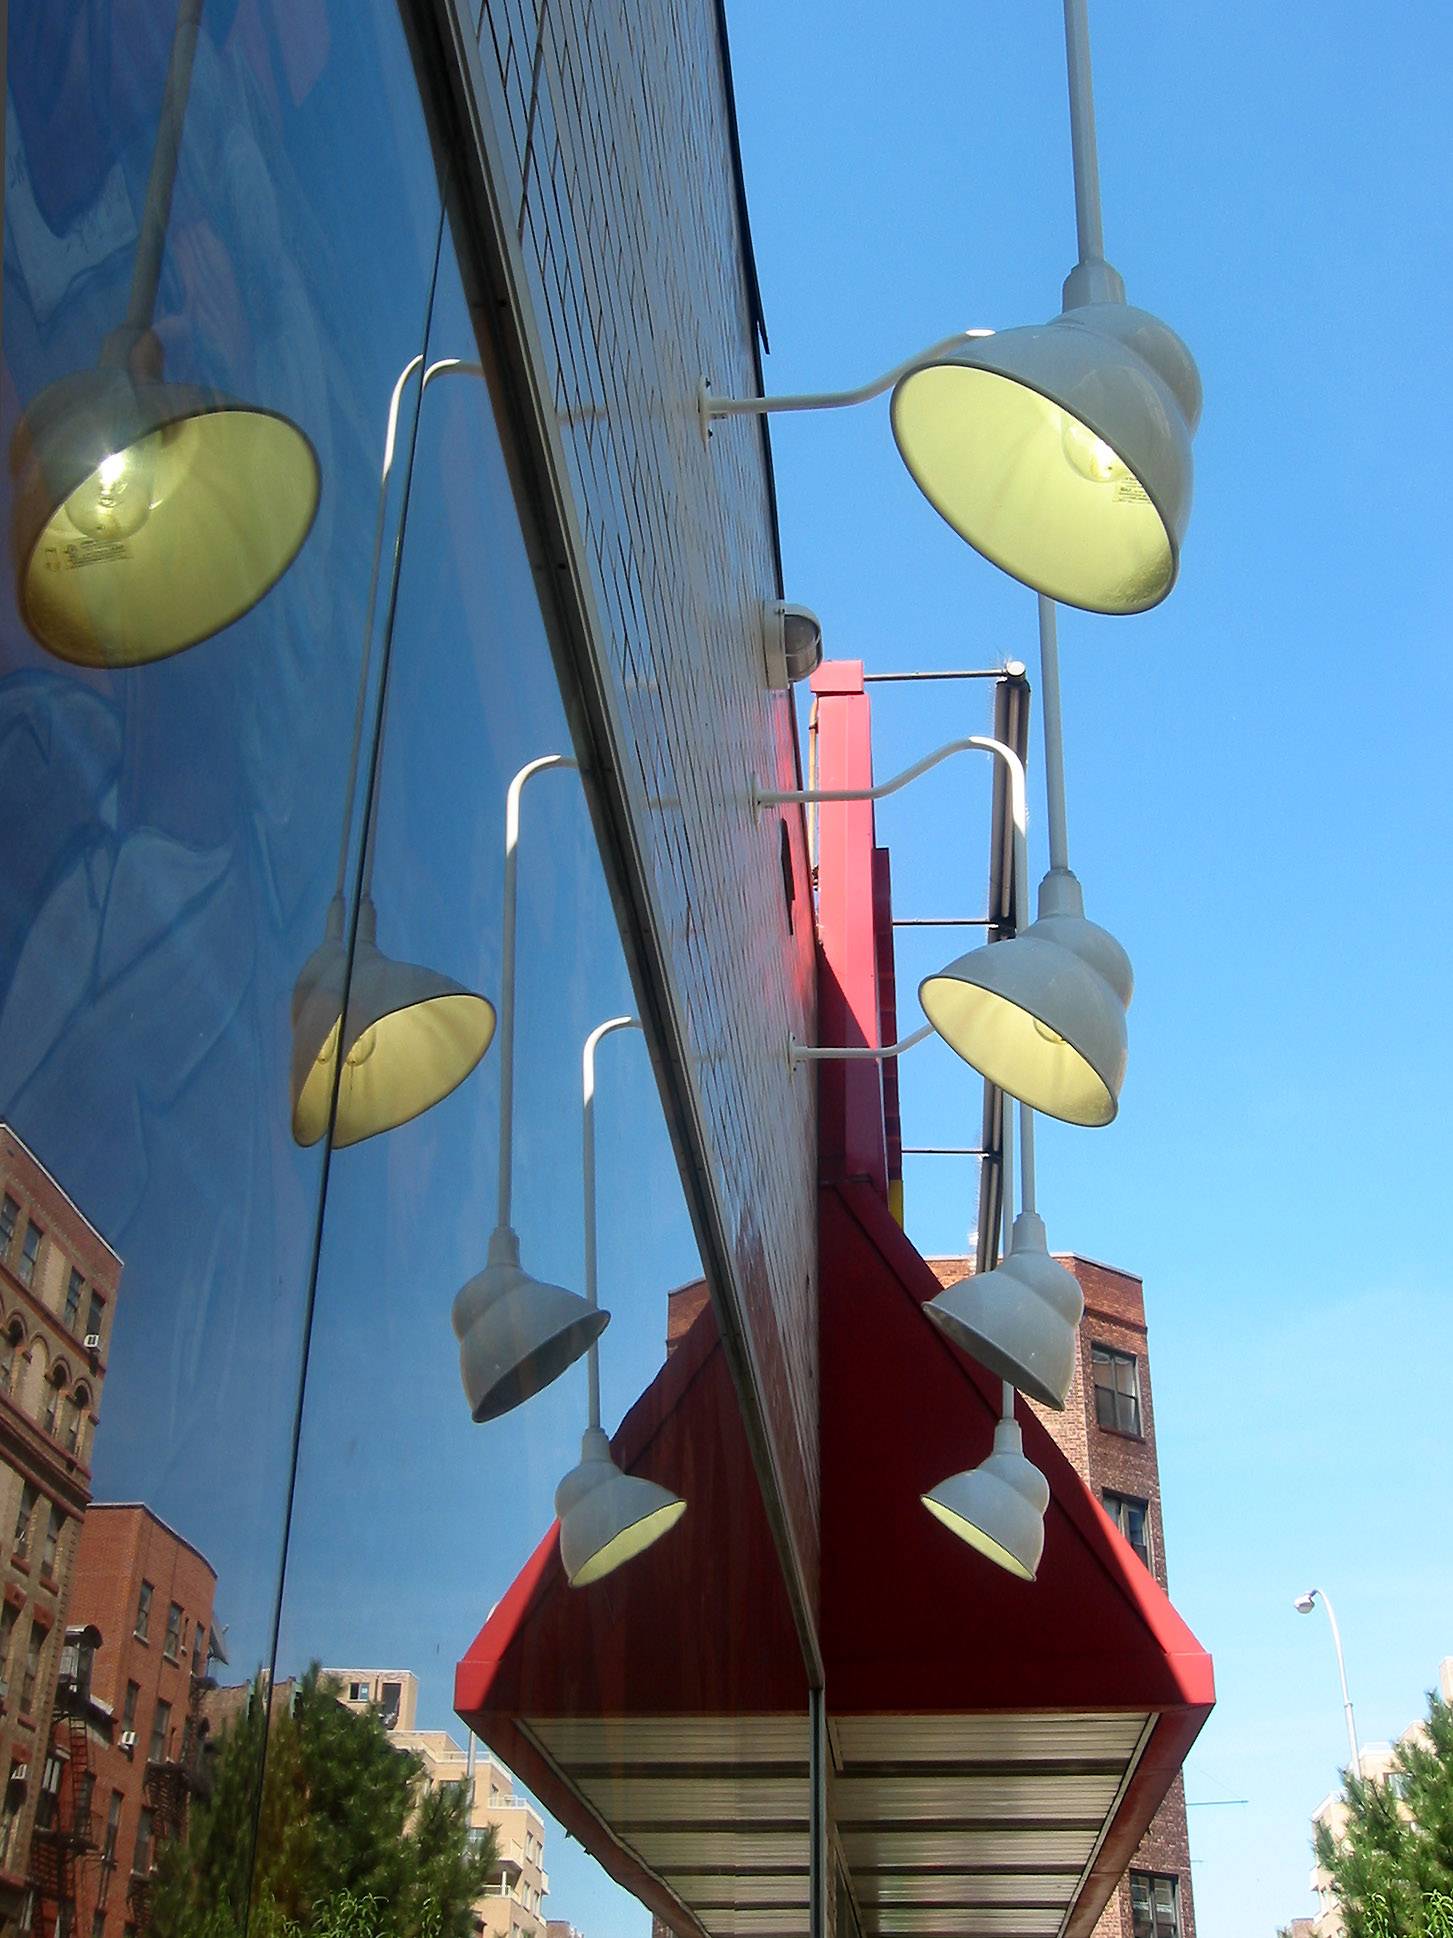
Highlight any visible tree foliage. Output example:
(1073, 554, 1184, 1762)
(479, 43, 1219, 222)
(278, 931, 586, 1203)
(148, 1666, 497, 1938)
(1315, 1688, 1453, 1937)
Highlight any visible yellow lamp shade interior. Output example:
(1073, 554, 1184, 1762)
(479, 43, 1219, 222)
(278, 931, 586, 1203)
(918, 974, 1116, 1128)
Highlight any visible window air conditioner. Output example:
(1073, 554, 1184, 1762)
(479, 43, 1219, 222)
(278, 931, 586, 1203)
(83, 1334, 102, 1352)
(119, 1731, 137, 1754)
(8, 1765, 28, 1786)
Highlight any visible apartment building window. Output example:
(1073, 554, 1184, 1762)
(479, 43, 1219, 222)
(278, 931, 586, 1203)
(20, 1620, 41, 1712)
(164, 1603, 183, 1662)
(0, 1764, 23, 1866)
(0, 1325, 17, 1391)
(41, 1506, 62, 1578)
(135, 1806, 154, 1874)
(65, 1389, 86, 1455)
(347, 1680, 370, 1702)
(1102, 1491, 1152, 1569)
(135, 1580, 153, 1641)
(122, 1681, 139, 1730)
(192, 1623, 206, 1679)
(85, 1294, 103, 1344)
(36, 1752, 63, 1829)
(1091, 1344, 1142, 1435)
(42, 1373, 61, 1437)
(64, 1270, 83, 1330)
(0, 1197, 17, 1257)
(17, 1224, 41, 1287)
(0, 1603, 16, 1684)
(150, 1699, 171, 1764)
(1131, 1872, 1181, 1938)
(14, 1483, 37, 1558)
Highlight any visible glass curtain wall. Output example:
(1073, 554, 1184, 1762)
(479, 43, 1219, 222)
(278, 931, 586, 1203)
(0, 6, 804, 1938)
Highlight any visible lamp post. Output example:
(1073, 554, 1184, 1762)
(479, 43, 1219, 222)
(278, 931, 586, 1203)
(1294, 1587, 1362, 1776)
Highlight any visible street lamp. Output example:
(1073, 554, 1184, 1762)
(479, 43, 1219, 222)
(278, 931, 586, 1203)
(1294, 1586, 1362, 1776)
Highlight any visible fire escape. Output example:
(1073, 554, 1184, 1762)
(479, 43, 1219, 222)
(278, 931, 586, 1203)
(29, 1627, 101, 1937)
(126, 1650, 216, 1931)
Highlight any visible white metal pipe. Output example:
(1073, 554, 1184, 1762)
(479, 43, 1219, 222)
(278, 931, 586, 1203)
(789, 1023, 933, 1067)
(1062, 0, 1106, 268)
(1001, 1379, 1016, 1424)
(1000, 1086, 1015, 1265)
(497, 755, 579, 1229)
(1018, 1104, 1038, 1215)
(1036, 597, 1072, 877)
(1303, 1587, 1362, 1776)
(760, 735, 1030, 996)
(702, 331, 993, 424)
(582, 1016, 640, 1432)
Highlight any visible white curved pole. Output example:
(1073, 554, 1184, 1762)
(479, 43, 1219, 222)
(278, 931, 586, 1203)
(1062, 0, 1106, 268)
(582, 1017, 641, 1430)
(1299, 1587, 1361, 1776)
(701, 331, 994, 428)
(496, 756, 579, 1229)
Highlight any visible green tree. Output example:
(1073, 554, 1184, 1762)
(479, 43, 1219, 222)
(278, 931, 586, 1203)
(1315, 1689, 1453, 1937)
(149, 1666, 497, 1938)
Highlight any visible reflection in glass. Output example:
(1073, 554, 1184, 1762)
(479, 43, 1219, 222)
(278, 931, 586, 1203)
(11, 0, 318, 667)
(290, 357, 494, 1152)
(555, 1018, 685, 1589)
(451, 757, 607, 1424)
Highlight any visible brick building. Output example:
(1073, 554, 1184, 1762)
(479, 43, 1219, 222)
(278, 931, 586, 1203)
(0, 1126, 120, 1929)
(927, 1250, 1195, 1938)
(63, 1504, 220, 1938)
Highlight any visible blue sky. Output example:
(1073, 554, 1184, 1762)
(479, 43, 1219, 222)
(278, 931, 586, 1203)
(726, 0, 1453, 1930)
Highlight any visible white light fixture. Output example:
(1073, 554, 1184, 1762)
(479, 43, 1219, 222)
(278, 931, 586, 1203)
(291, 357, 493, 1149)
(291, 895, 495, 1148)
(922, 1385, 1050, 1582)
(701, 0, 1199, 617)
(762, 601, 824, 691)
(11, 0, 318, 666)
(760, 730, 1126, 1122)
(555, 1017, 685, 1586)
(924, 1101, 1083, 1409)
(918, 597, 1132, 1126)
(451, 756, 608, 1423)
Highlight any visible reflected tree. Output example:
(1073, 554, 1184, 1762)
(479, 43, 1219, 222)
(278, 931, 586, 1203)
(1315, 1690, 1453, 1937)
(149, 1666, 496, 1938)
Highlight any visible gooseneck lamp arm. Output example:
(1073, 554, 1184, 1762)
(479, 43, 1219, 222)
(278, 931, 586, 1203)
(1037, 598, 1073, 878)
(497, 756, 580, 1229)
(338, 358, 486, 902)
(1063, 0, 1106, 269)
(759, 736, 1029, 1066)
(583, 1017, 642, 1430)
(700, 332, 994, 429)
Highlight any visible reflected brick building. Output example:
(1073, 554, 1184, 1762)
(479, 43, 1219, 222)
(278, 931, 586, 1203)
(64, 1504, 219, 1937)
(0, 1125, 119, 1928)
(927, 1251, 1195, 1938)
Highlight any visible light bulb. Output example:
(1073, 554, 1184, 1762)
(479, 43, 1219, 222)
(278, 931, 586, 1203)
(64, 439, 161, 541)
(345, 1025, 377, 1069)
(1061, 418, 1131, 486)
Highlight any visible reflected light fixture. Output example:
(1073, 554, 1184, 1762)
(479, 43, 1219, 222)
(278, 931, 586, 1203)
(701, 0, 1199, 616)
(291, 356, 494, 1150)
(452, 755, 608, 1423)
(923, 1386, 1051, 1582)
(11, 0, 318, 665)
(924, 1100, 1083, 1409)
(761, 728, 1126, 1123)
(555, 1017, 686, 1587)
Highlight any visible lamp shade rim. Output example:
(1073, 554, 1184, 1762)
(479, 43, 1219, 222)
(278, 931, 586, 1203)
(892, 363, 1179, 616)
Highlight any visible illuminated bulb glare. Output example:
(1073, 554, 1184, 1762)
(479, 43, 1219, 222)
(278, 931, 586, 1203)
(64, 439, 161, 540)
(1061, 418, 1130, 485)
(1032, 1017, 1066, 1046)
(345, 1025, 377, 1069)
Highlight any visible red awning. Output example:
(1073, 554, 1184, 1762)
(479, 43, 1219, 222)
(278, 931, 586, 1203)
(456, 1179, 1211, 1938)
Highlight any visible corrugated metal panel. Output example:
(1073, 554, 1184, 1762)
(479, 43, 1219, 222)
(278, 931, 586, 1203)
(839, 1828, 1097, 1868)
(675, 1913, 809, 1936)
(669, 1876, 813, 1907)
(836, 1773, 1121, 1821)
(577, 1774, 810, 1822)
(633, 1829, 810, 1868)
(860, 1909, 1063, 1936)
(857, 1873, 1079, 1908)
(834, 1714, 1149, 1764)
(532, 1715, 809, 1764)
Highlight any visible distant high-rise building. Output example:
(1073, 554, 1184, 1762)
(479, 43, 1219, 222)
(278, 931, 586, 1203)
(925, 1250, 1197, 1938)
(64, 1503, 221, 1938)
(0, 1124, 121, 1930)
(328, 1666, 550, 1938)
